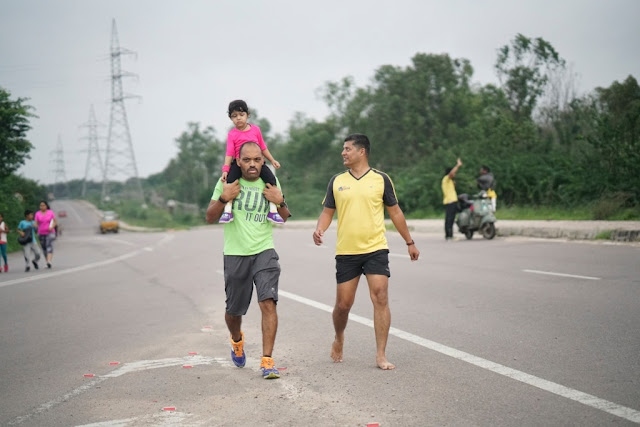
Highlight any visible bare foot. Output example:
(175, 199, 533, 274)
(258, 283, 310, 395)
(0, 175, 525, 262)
(331, 337, 344, 363)
(377, 356, 395, 370)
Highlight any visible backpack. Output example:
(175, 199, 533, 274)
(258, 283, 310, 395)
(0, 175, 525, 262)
(17, 227, 32, 245)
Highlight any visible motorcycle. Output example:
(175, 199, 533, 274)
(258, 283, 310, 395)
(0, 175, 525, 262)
(456, 192, 496, 240)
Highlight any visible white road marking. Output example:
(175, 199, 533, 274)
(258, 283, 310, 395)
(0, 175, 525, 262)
(156, 234, 175, 247)
(277, 289, 640, 424)
(61, 237, 135, 246)
(8, 376, 105, 425)
(0, 235, 174, 289)
(105, 238, 136, 247)
(523, 269, 601, 280)
(9, 354, 270, 426)
(62, 202, 84, 223)
(7, 355, 220, 426)
(102, 355, 219, 378)
(77, 411, 193, 427)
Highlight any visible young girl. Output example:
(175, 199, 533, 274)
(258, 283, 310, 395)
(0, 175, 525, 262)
(0, 212, 9, 272)
(219, 100, 283, 224)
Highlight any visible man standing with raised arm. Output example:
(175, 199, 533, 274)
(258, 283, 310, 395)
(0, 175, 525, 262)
(313, 133, 420, 370)
(442, 158, 463, 240)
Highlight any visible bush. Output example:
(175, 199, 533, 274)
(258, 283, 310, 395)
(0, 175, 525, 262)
(0, 175, 47, 253)
(285, 189, 326, 219)
(101, 199, 206, 229)
(592, 192, 632, 220)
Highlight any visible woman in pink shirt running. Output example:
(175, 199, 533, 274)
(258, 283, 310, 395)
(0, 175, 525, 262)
(34, 200, 56, 268)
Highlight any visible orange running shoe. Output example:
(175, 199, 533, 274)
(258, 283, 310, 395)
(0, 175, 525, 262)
(260, 356, 280, 379)
(230, 332, 246, 367)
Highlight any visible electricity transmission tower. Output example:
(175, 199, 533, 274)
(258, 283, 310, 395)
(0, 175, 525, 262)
(50, 135, 68, 198)
(80, 105, 105, 197)
(101, 18, 144, 202)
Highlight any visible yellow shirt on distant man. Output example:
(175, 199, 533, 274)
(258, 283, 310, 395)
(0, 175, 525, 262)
(442, 175, 458, 205)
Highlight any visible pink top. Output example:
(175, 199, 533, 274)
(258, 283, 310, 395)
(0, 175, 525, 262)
(35, 210, 55, 235)
(226, 124, 268, 158)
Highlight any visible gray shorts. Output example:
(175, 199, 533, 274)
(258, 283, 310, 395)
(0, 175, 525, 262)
(223, 248, 280, 316)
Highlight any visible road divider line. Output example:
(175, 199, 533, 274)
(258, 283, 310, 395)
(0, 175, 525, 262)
(61, 237, 136, 246)
(8, 376, 106, 425)
(277, 289, 640, 424)
(523, 269, 601, 280)
(77, 411, 192, 427)
(0, 235, 174, 289)
(63, 202, 84, 223)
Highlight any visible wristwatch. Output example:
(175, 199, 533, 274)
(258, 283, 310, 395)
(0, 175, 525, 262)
(278, 195, 287, 208)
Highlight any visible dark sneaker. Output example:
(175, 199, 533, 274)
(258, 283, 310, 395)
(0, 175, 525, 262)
(25, 266, 30, 272)
(260, 357, 280, 379)
(47, 263, 52, 269)
(266, 212, 284, 224)
(230, 332, 246, 367)
(32, 261, 39, 270)
(219, 212, 234, 224)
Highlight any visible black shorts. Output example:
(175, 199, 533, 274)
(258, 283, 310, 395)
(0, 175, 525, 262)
(335, 249, 390, 284)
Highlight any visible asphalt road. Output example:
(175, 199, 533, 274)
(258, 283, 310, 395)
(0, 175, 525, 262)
(1, 200, 639, 426)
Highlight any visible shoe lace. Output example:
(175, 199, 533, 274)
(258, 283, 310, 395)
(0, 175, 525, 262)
(232, 342, 243, 356)
(261, 357, 274, 370)
(231, 333, 244, 356)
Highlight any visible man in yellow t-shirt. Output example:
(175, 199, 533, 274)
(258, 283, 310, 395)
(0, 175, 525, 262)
(313, 133, 420, 371)
(442, 158, 462, 240)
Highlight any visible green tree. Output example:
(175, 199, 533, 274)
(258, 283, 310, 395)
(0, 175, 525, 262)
(0, 87, 36, 178)
(277, 114, 342, 217)
(495, 34, 566, 121)
(590, 76, 640, 200)
(336, 54, 477, 171)
(171, 122, 224, 205)
(0, 175, 47, 253)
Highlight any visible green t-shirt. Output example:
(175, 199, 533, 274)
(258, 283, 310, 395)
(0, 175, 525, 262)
(212, 177, 280, 256)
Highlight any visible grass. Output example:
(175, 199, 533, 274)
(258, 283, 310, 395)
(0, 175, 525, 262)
(100, 201, 205, 230)
(594, 230, 613, 240)
(490, 205, 594, 220)
(404, 205, 598, 220)
(406, 205, 640, 221)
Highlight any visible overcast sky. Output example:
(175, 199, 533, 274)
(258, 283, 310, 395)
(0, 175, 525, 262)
(2, 0, 639, 184)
